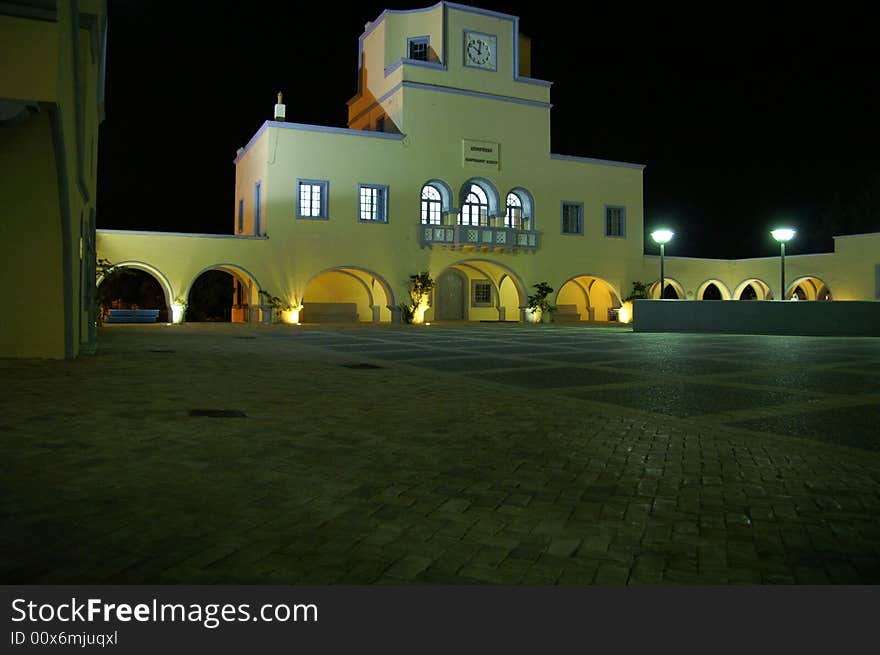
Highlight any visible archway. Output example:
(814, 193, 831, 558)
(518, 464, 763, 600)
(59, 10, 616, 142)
(184, 264, 261, 323)
(96, 261, 173, 323)
(785, 276, 833, 301)
(302, 267, 395, 323)
(648, 278, 686, 299)
(431, 259, 527, 322)
(734, 278, 773, 300)
(696, 279, 731, 300)
(555, 275, 623, 322)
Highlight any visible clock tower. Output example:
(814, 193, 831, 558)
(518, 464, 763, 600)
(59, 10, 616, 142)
(347, 2, 552, 148)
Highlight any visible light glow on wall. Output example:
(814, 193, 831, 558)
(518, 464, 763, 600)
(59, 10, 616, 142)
(171, 303, 185, 324)
(411, 295, 431, 324)
(281, 308, 301, 324)
(618, 301, 633, 323)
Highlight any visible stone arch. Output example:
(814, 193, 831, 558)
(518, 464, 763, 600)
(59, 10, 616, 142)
(785, 275, 833, 301)
(302, 266, 396, 323)
(734, 278, 774, 300)
(696, 278, 732, 300)
(432, 258, 527, 322)
(555, 275, 623, 322)
(648, 277, 686, 299)
(184, 263, 262, 323)
(96, 260, 175, 322)
(459, 177, 501, 218)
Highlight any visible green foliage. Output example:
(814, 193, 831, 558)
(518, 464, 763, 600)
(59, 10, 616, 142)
(624, 281, 651, 302)
(95, 259, 136, 326)
(526, 282, 556, 315)
(408, 272, 435, 305)
(401, 272, 435, 323)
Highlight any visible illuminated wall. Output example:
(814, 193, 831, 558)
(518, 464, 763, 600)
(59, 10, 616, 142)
(0, 1, 107, 358)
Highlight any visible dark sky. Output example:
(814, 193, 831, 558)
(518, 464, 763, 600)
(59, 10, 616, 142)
(97, 1, 879, 259)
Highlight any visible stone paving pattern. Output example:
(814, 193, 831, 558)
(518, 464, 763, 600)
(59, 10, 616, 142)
(1, 323, 879, 584)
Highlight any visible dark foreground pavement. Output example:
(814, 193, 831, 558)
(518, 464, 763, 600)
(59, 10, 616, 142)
(1, 322, 879, 584)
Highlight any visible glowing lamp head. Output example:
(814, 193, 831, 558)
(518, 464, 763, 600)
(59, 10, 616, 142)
(651, 229, 674, 245)
(771, 228, 796, 243)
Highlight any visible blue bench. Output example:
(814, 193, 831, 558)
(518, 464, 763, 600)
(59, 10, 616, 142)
(105, 309, 160, 323)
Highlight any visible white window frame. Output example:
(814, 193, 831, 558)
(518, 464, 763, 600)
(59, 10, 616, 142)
(421, 184, 442, 225)
(358, 184, 389, 223)
(297, 179, 329, 219)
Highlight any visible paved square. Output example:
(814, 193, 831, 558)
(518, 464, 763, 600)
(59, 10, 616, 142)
(1, 323, 879, 585)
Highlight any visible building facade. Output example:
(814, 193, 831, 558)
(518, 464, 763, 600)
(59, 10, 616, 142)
(95, 2, 879, 329)
(1, 0, 107, 358)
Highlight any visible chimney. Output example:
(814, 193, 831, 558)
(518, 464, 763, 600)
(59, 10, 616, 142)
(274, 91, 286, 121)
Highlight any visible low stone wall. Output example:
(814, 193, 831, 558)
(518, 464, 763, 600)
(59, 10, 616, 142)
(633, 300, 880, 336)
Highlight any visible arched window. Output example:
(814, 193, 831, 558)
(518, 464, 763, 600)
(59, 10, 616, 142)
(458, 184, 489, 226)
(421, 184, 442, 225)
(505, 192, 522, 229)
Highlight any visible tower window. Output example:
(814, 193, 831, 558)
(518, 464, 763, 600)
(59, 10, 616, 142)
(408, 36, 430, 61)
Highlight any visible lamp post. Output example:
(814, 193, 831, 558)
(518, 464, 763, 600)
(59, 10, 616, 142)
(771, 228, 796, 300)
(650, 229, 674, 299)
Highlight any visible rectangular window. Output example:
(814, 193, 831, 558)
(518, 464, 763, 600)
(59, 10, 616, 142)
(408, 36, 429, 61)
(297, 179, 329, 219)
(358, 184, 388, 222)
(605, 206, 626, 237)
(561, 201, 583, 235)
(254, 182, 262, 235)
(472, 281, 492, 307)
(238, 198, 244, 234)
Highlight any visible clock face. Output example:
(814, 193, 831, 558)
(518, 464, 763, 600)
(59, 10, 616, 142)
(465, 32, 495, 69)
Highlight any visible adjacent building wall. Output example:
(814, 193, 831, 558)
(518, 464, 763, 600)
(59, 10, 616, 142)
(0, 1, 107, 358)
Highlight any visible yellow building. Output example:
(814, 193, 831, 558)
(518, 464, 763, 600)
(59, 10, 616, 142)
(1, 0, 107, 358)
(95, 2, 878, 329)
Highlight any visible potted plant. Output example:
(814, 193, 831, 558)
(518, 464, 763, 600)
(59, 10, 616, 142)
(527, 282, 556, 323)
(258, 289, 294, 323)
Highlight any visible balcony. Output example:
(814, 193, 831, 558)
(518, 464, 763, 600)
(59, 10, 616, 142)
(418, 224, 540, 253)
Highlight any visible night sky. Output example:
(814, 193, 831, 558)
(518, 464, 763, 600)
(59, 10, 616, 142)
(97, 1, 879, 259)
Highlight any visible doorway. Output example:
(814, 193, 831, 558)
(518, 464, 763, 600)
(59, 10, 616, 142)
(436, 269, 467, 320)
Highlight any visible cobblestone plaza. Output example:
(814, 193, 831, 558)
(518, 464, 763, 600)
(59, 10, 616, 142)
(2, 323, 879, 584)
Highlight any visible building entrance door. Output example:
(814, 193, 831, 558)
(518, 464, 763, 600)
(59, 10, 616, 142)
(437, 270, 465, 320)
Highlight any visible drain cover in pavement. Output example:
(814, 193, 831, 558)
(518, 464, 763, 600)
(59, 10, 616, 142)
(188, 409, 247, 418)
(149, 349, 175, 353)
(341, 363, 383, 369)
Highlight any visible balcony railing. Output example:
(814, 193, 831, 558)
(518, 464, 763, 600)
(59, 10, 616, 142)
(418, 224, 540, 253)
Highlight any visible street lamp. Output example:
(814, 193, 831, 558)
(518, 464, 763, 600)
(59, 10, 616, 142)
(771, 228, 796, 300)
(651, 229, 674, 299)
